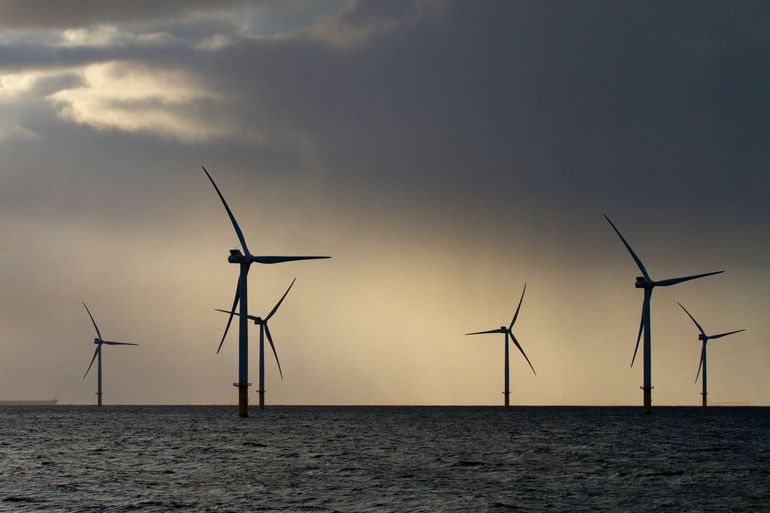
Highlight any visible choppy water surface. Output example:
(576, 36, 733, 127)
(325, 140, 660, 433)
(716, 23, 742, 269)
(1, 406, 768, 512)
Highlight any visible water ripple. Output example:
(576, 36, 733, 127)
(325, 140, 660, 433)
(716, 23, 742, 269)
(0, 406, 768, 512)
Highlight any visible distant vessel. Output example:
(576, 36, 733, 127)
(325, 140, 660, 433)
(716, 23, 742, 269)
(0, 399, 58, 406)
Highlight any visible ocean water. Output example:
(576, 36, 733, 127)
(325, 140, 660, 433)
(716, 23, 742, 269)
(0, 406, 768, 512)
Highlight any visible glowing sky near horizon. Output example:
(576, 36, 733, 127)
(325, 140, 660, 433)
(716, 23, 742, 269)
(0, 0, 768, 406)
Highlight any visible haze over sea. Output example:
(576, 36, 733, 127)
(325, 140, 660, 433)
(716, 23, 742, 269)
(1, 406, 768, 512)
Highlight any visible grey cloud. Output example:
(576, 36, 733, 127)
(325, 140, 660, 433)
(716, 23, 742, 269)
(172, 1, 769, 227)
(0, 0, 283, 29)
(336, 0, 434, 24)
(306, 0, 442, 44)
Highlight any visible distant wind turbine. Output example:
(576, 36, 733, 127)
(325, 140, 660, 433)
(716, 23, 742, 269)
(202, 166, 329, 416)
(466, 284, 536, 408)
(216, 278, 295, 408)
(678, 302, 745, 407)
(604, 214, 723, 414)
(82, 303, 138, 406)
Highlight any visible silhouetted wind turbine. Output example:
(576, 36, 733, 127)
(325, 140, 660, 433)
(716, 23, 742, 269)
(216, 278, 295, 408)
(466, 284, 536, 408)
(202, 166, 329, 416)
(678, 302, 745, 408)
(604, 215, 723, 414)
(82, 303, 137, 406)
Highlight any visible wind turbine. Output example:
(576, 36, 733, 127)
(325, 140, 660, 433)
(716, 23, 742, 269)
(604, 214, 723, 413)
(466, 284, 536, 408)
(82, 303, 138, 406)
(215, 278, 295, 408)
(202, 166, 329, 416)
(678, 302, 745, 407)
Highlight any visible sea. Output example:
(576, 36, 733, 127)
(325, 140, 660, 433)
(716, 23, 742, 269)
(1, 406, 768, 512)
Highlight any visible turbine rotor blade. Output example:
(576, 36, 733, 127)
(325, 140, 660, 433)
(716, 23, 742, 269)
(266, 278, 296, 321)
(677, 302, 706, 337)
(101, 341, 138, 346)
(465, 329, 504, 336)
(604, 215, 650, 280)
(214, 309, 260, 323)
(709, 329, 746, 340)
(510, 333, 536, 376)
(83, 346, 100, 379)
(656, 271, 723, 287)
(631, 300, 645, 368)
(217, 274, 242, 354)
(509, 284, 526, 330)
(250, 256, 330, 264)
(695, 343, 705, 383)
(264, 324, 283, 380)
(82, 302, 103, 341)
(202, 166, 250, 256)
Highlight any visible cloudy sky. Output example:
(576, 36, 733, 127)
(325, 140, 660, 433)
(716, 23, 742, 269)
(0, 0, 767, 406)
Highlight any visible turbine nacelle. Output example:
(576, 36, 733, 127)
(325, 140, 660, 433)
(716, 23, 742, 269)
(252, 317, 264, 325)
(635, 276, 652, 289)
(227, 250, 330, 265)
(228, 249, 247, 263)
(698, 334, 708, 341)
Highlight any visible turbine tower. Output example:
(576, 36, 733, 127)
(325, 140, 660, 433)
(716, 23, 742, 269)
(678, 302, 745, 407)
(604, 215, 723, 414)
(82, 303, 138, 406)
(216, 278, 295, 409)
(466, 284, 536, 408)
(202, 166, 329, 417)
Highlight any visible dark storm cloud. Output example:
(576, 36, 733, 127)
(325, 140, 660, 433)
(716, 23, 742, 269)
(155, 0, 768, 236)
(2, 0, 769, 243)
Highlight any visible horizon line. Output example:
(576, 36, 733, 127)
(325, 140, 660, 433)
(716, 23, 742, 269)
(7, 403, 761, 408)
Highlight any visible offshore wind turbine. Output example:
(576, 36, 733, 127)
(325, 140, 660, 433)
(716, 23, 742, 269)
(202, 166, 329, 417)
(678, 302, 745, 407)
(604, 215, 723, 414)
(216, 278, 296, 409)
(466, 284, 536, 408)
(82, 303, 138, 406)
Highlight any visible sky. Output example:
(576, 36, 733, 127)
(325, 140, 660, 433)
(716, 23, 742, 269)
(0, 0, 768, 406)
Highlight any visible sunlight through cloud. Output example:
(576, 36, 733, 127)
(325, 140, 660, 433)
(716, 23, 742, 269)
(46, 62, 232, 142)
